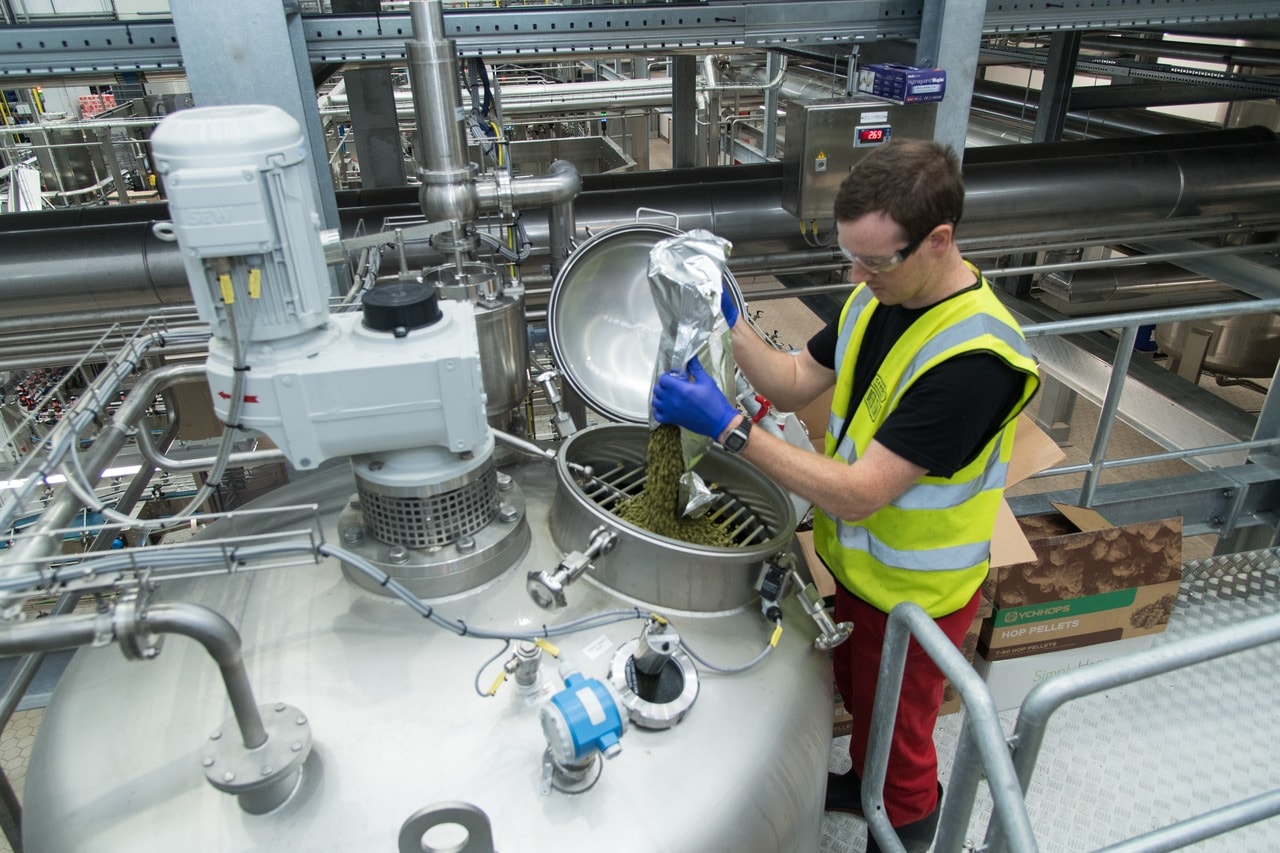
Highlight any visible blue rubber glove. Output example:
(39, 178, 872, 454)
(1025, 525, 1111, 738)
(721, 284, 740, 329)
(652, 356, 739, 440)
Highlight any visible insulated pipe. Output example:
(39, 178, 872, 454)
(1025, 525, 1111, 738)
(1, 132, 1278, 318)
(1039, 263, 1230, 303)
(320, 76, 675, 116)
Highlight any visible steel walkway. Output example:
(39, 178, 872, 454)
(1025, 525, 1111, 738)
(822, 548, 1280, 852)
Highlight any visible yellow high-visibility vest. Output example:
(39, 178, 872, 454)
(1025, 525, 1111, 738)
(812, 267, 1040, 617)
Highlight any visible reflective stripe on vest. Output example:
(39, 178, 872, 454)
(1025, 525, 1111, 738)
(833, 524, 996, 571)
(890, 312, 1034, 412)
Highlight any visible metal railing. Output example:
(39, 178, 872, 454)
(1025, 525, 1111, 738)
(1019, 296, 1280, 508)
(869, 602, 1280, 853)
(987, 608, 1280, 853)
(865, 602, 1039, 853)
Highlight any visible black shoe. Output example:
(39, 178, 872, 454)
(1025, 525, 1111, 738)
(823, 769, 863, 816)
(864, 784, 942, 853)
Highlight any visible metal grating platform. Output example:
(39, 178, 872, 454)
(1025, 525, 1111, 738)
(824, 549, 1280, 852)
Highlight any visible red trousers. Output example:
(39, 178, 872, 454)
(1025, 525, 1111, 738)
(832, 586, 981, 826)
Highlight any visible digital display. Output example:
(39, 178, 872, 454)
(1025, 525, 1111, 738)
(854, 125, 892, 147)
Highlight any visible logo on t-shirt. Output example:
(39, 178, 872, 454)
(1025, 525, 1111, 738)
(864, 374, 887, 421)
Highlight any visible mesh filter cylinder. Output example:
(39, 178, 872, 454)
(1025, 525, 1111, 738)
(352, 444, 499, 548)
(339, 434, 531, 599)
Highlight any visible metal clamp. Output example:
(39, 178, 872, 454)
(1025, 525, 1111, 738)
(494, 166, 515, 221)
(112, 588, 163, 660)
(527, 527, 617, 610)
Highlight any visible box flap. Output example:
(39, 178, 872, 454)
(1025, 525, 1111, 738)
(990, 498, 1036, 568)
(1007, 413, 1066, 487)
(794, 530, 836, 598)
(1050, 501, 1112, 533)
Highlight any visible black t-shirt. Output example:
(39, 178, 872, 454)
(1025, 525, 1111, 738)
(806, 283, 1028, 478)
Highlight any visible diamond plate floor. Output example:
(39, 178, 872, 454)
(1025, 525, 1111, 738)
(822, 549, 1280, 852)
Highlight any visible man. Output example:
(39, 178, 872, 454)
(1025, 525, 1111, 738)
(652, 138, 1040, 852)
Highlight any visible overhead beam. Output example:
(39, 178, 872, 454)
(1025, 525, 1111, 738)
(3, 0, 1278, 80)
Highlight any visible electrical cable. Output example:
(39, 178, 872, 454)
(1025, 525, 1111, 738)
(476, 229, 531, 262)
(473, 638, 512, 698)
(3, 530, 783, 681)
(678, 622, 779, 673)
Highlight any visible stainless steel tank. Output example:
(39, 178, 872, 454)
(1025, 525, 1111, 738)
(427, 260, 530, 429)
(22, 458, 832, 852)
(23, 194, 829, 851)
(1155, 311, 1280, 378)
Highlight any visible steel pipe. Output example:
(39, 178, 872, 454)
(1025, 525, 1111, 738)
(1, 360, 207, 576)
(407, 0, 477, 223)
(142, 602, 268, 749)
(0, 612, 101, 655)
(0, 600, 268, 751)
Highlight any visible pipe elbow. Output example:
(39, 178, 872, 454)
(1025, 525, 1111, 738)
(474, 160, 580, 215)
(547, 159, 583, 201)
(143, 601, 243, 667)
(418, 179, 480, 225)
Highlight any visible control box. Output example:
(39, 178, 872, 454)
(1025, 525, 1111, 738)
(781, 98, 938, 223)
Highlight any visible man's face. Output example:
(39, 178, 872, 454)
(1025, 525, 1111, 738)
(836, 212, 931, 308)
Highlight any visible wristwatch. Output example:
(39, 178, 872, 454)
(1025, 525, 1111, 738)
(721, 417, 753, 454)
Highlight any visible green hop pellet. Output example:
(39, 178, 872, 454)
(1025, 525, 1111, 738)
(616, 424, 733, 547)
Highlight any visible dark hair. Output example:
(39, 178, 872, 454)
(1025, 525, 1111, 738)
(832, 138, 964, 240)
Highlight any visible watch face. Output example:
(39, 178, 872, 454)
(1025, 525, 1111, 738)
(724, 423, 750, 452)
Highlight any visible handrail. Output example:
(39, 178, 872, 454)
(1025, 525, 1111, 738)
(865, 602, 1039, 852)
(1018, 296, 1280, 507)
(985, 608, 1280, 853)
(1093, 789, 1280, 853)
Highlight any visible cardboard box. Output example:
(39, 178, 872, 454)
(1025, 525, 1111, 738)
(979, 581, 1180, 660)
(974, 634, 1156, 711)
(979, 508, 1182, 661)
(855, 64, 947, 105)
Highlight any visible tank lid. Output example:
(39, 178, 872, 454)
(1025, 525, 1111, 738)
(547, 223, 742, 424)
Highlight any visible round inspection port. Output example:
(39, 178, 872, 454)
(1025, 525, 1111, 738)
(608, 639, 699, 730)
